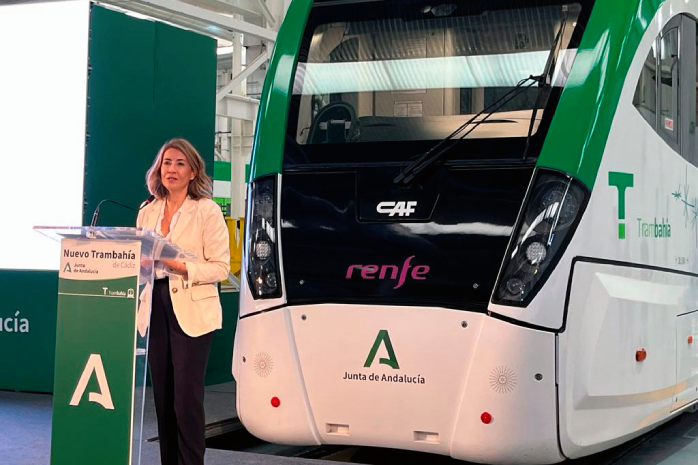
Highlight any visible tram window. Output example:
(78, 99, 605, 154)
(633, 16, 698, 162)
(290, 3, 584, 145)
(633, 43, 657, 130)
(658, 28, 679, 146)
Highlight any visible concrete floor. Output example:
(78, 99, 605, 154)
(3, 385, 698, 465)
(0, 383, 326, 465)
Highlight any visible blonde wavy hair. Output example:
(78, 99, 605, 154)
(146, 138, 213, 200)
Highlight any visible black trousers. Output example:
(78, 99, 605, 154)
(149, 279, 214, 465)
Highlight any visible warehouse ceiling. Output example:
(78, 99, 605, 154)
(96, 0, 278, 41)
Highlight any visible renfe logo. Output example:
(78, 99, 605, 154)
(346, 256, 429, 289)
(376, 201, 418, 217)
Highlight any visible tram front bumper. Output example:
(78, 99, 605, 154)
(234, 304, 564, 465)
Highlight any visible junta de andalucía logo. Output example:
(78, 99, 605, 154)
(342, 330, 426, 385)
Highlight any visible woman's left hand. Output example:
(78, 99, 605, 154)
(161, 259, 187, 275)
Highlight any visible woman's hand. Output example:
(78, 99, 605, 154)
(161, 259, 187, 275)
(160, 238, 188, 275)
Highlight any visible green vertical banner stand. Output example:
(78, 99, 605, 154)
(51, 238, 141, 465)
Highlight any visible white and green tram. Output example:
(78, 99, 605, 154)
(233, 0, 698, 462)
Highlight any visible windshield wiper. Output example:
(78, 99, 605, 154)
(522, 8, 569, 160)
(394, 75, 540, 185)
(394, 7, 573, 185)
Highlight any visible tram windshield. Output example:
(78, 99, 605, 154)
(287, 0, 585, 158)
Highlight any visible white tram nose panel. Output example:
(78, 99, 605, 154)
(235, 307, 322, 446)
(235, 304, 563, 464)
(290, 305, 480, 455)
(449, 316, 561, 464)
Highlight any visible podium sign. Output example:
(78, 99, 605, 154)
(51, 239, 141, 465)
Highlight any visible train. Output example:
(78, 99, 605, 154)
(232, 0, 698, 462)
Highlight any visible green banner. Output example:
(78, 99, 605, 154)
(51, 239, 141, 465)
(0, 270, 57, 392)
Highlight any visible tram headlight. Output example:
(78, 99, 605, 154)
(265, 272, 278, 289)
(246, 175, 282, 299)
(505, 276, 525, 296)
(494, 169, 589, 306)
(525, 242, 547, 265)
(255, 241, 272, 260)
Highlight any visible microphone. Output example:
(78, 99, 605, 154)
(135, 194, 156, 227)
(90, 199, 138, 228)
(139, 195, 156, 210)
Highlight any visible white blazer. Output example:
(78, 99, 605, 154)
(137, 197, 231, 337)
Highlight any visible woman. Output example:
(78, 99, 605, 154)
(137, 138, 230, 465)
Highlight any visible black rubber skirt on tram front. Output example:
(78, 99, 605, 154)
(279, 165, 534, 311)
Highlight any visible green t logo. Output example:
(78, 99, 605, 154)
(364, 330, 400, 369)
(608, 172, 634, 239)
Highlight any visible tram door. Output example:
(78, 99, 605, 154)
(674, 313, 698, 410)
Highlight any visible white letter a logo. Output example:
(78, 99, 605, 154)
(69, 354, 115, 410)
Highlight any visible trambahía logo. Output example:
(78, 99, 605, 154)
(609, 171, 671, 239)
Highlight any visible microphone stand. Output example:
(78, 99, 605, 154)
(87, 196, 156, 239)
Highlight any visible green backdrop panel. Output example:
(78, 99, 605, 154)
(84, 5, 216, 228)
(0, 271, 58, 392)
(152, 21, 216, 167)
